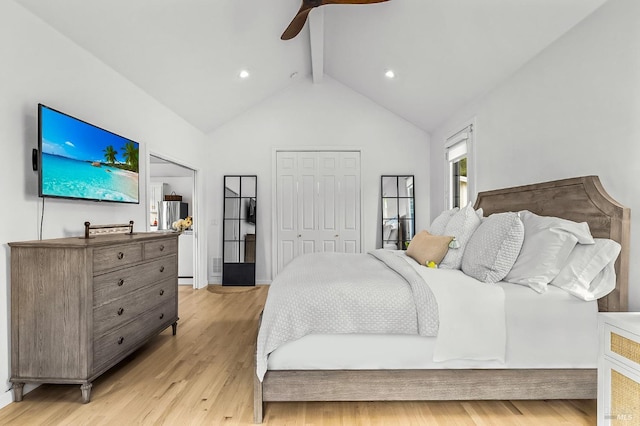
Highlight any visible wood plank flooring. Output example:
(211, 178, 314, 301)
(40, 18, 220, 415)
(0, 285, 596, 425)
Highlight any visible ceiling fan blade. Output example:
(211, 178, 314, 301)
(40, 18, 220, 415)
(281, 5, 314, 40)
(281, 0, 389, 40)
(322, 0, 389, 4)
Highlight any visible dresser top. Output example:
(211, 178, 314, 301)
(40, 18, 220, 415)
(9, 231, 179, 248)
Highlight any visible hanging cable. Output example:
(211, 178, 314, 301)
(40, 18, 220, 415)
(39, 197, 45, 240)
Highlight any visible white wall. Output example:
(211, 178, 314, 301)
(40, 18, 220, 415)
(207, 77, 430, 284)
(0, 1, 209, 408)
(430, 0, 640, 310)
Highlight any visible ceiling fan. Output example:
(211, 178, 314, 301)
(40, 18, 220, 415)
(281, 0, 390, 40)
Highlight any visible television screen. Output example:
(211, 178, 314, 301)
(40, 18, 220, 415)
(38, 104, 140, 203)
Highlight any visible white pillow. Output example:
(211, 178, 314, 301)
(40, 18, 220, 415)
(557, 262, 616, 301)
(439, 203, 482, 270)
(430, 207, 459, 235)
(504, 211, 594, 293)
(550, 238, 621, 300)
(462, 212, 524, 283)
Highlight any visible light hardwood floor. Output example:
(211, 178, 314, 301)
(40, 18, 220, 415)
(0, 285, 596, 425)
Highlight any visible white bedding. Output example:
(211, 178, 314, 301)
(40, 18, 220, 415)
(267, 275, 598, 371)
(258, 251, 508, 380)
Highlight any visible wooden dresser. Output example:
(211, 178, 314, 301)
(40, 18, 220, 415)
(598, 313, 640, 425)
(9, 232, 179, 403)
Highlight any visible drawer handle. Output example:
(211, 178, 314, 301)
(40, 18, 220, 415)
(159, 289, 165, 296)
(117, 252, 124, 260)
(117, 337, 124, 345)
(117, 279, 124, 287)
(117, 307, 124, 316)
(159, 313, 165, 320)
(160, 266, 165, 273)
(160, 245, 165, 251)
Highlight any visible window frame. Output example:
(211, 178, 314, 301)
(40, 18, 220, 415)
(444, 122, 475, 210)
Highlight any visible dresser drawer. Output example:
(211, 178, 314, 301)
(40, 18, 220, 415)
(94, 279, 177, 336)
(144, 238, 177, 260)
(93, 301, 177, 372)
(93, 244, 143, 273)
(604, 324, 640, 371)
(93, 256, 177, 306)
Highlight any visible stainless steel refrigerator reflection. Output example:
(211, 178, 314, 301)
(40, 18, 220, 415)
(157, 201, 189, 230)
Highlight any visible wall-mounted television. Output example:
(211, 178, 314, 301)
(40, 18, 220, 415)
(38, 104, 139, 203)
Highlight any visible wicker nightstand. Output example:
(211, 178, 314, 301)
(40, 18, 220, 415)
(598, 313, 640, 425)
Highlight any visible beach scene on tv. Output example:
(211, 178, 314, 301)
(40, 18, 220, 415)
(40, 107, 139, 203)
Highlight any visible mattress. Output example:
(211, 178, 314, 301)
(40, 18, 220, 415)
(267, 280, 599, 370)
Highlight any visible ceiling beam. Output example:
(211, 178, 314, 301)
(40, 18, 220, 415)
(309, 8, 324, 83)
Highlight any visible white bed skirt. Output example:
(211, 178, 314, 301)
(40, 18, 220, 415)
(267, 282, 598, 371)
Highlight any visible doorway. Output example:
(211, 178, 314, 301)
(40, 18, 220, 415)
(149, 154, 198, 288)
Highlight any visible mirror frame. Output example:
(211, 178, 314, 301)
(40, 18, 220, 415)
(222, 175, 257, 285)
(381, 175, 415, 250)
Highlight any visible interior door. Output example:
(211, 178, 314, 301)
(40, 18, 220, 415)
(276, 151, 361, 274)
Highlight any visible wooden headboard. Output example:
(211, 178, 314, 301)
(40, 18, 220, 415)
(474, 176, 630, 312)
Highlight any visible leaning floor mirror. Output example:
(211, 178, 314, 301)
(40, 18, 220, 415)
(381, 175, 415, 250)
(222, 175, 257, 285)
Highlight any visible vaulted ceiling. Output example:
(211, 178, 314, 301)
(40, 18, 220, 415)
(15, 0, 608, 134)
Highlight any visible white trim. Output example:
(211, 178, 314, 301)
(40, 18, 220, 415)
(147, 151, 206, 289)
(443, 118, 477, 209)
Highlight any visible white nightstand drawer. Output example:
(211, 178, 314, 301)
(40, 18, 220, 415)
(599, 359, 640, 425)
(604, 324, 640, 371)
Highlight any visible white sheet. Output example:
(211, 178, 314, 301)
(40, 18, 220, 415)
(407, 258, 506, 363)
(267, 279, 598, 371)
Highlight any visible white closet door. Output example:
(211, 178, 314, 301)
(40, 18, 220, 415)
(298, 152, 319, 255)
(276, 152, 299, 273)
(276, 151, 361, 274)
(338, 152, 361, 253)
(317, 152, 339, 252)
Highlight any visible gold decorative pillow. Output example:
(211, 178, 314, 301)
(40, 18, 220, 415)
(406, 231, 454, 266)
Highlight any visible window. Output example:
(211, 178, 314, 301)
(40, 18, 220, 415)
(445, 124, 473, 209)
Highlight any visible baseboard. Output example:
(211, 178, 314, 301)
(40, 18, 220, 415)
(0, 383, 40, 409)
(0, 390, 12, 409)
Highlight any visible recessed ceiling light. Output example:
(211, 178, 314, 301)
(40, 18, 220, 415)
(385, 70, 396, 79)
(239, 70, 250, 79)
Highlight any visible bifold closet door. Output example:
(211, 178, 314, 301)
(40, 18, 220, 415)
(276, 151, 360, 274)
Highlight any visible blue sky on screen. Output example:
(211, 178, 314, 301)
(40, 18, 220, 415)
(41, 106, 135, 163)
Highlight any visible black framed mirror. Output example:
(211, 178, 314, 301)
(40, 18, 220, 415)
(381, 175, 415, 250)
(223, 175, 257, 285)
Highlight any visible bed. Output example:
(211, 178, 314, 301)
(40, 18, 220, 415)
(254, 175, 630, 423)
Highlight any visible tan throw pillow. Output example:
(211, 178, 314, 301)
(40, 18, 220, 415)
(406, 231, 453, 266)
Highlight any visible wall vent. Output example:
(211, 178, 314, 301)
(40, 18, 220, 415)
(211, 257, 222, 274)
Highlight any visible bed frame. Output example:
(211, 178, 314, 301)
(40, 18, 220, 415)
(254, 175, 630, 423)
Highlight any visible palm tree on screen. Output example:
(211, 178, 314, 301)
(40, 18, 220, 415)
(103, 145, 117, 165)
(121, 141, 139, 172)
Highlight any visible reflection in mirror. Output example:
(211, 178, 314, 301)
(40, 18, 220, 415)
(224, 198, 240, 219)
(241, 176, 256, 197)
(224, 242, 239, 262)
(382, 198, 398, 219)
(381, 175, 415, 250)
(224, 220, 239, 241)
(382, 176, 398, 197)
(225, 176, 240, 196)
